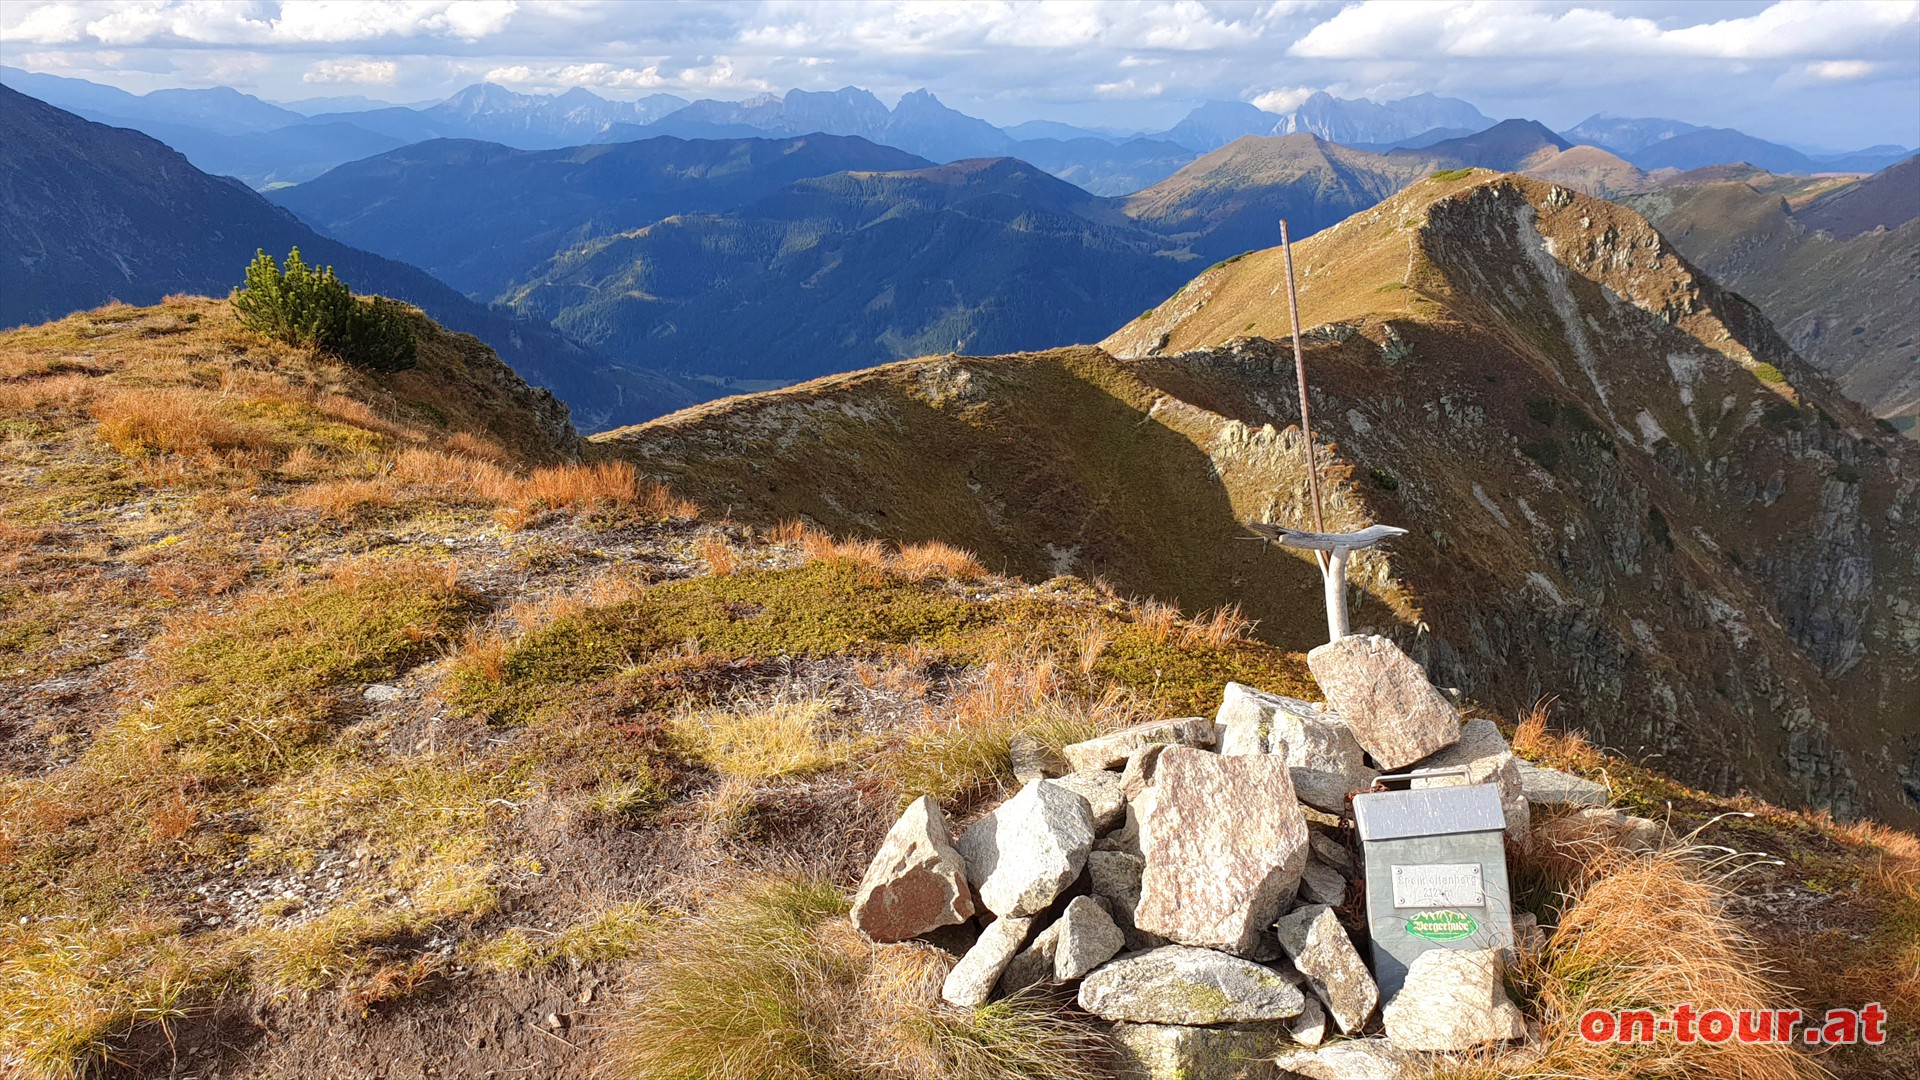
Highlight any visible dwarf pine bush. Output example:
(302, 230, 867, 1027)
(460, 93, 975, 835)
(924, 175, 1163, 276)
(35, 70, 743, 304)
(231, 248, 417, 372)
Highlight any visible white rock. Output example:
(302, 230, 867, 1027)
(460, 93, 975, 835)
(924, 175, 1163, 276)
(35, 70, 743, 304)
(1272, 1039, 1413, 1079)
(1062, 718, 1216, 772)
(1052, 769, 1126, 832)
(1381, 947, 1527, 1051)
(955, 779, 1095, 917)
(942, 914, 1036, 1007)
(1517, 760, 1608, 807)
(850, 795, 974, 942)
(1216, 682, 1377, 812)
(1135, 747, 1308, 956)
(1289, 994, 1327, 1046)
(997, 895, 1124, 995)
(1274, 904, 1377, 1035)
(1078, 945, 1305, 1024)
(1307, 635, 1461, 768)
(362, 683, 403, 703)
(1053, 895, 1126, 979)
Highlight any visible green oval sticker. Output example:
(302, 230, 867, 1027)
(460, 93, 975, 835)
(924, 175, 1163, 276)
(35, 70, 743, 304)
(1406, 910, 1479, 942)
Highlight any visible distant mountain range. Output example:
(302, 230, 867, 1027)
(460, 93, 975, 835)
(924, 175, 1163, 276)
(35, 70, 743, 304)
(5, 64, 1908, 198)
(1562, 112, 1913, 174)
(0, 86, 699, 429)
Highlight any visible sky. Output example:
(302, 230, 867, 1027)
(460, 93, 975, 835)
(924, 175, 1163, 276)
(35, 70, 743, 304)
(3, 0, 1917, 150)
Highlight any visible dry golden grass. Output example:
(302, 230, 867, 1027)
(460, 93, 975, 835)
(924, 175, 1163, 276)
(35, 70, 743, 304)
(700, 533, 742, 576)
(607, 877, 1104, 1080)
(1073, 621, 1114, 674)
(89, 387, 270, 457)
(671, 699, 860, 781)
(894, 540, 986, 581)
(289, 477, 399, 521)
(1131, 598, 1179, 643)
(1179, 602, 1257, 647)
(391, 448, 697, 526)
(0, 372, 93, 414)
(1502, 851, 1821, 1080)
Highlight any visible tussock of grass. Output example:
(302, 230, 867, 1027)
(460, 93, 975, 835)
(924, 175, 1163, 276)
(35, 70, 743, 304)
(607, 877, 1103, 1080)
(0, 919, 206, 1080)
(671, 699, 860, 781)
(89, 387, 270, 458)
(1508, 851, 1819, 1080)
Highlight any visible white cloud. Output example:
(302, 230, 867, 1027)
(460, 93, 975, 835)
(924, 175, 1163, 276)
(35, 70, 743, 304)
(1290, 0, 1920, 62)
(4, 0, 521, 46)
(1251, 85, 1315, 113)
(1807, 59, 1877, 80)
(304, 58, 399, 84)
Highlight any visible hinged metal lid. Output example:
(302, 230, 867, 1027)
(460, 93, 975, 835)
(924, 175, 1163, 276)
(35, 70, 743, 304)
(1353, 783, 1505, 841)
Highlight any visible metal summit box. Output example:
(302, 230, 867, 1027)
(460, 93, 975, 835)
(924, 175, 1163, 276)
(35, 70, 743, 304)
(1353, 779, 1516, 1000)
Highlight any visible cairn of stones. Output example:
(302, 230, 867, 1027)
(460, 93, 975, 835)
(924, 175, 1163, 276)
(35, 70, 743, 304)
(849, 633, 1614, 1079)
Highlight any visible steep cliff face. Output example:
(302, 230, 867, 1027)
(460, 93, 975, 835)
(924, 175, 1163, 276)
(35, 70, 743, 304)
(1112, 173, 1919, 824)
(601, 173, 1918, 825)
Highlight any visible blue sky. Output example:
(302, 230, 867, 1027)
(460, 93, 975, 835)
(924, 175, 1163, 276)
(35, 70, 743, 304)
(3, 1, 1917, 149)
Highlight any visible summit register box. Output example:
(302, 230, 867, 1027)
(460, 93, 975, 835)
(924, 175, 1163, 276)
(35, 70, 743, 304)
(1352, 780, 1515, 999)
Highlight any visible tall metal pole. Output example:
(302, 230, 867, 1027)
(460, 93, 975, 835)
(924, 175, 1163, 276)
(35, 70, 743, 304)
(1280, 220, 1327, 541)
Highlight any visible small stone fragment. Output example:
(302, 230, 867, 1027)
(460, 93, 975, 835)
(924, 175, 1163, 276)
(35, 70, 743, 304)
(1307, 830, 1354, 875)
(1135, 747, 1308, 956)
(1512, 911, 1546, 954)
(1117, 743, 1168, 800)
(1381, 947, 1526, 1051)
(1307, 634, 1461, 768)
(1052, 895, 1125, 979)
(1289, 995, 1327, 1046)
(851, 795, 974, 942)
(1516, 760, 1608, 807)
(1297, 860, 1347, 907)
(1062, 718, 1216, 772)
(363, 683, 403, 703)
(1108, 1021, 1291, 1080)
(1078, 945, 1305, 1024)
(1272, 1039, 1413, 1080)
(1274, 904, 1377, 1035)
(1087, 850, 1165, 951)
(1052, 769, 1126, 832)
(955, 779, 1095, 917)
(942, 915, 1036, 1007)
